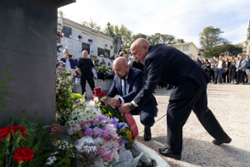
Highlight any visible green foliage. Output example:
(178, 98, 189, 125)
(95, 64, 112, 76)
(56, 65, 75, 125)
(147, 33, 176, 45)
(200, 26, 226, 57)
(0, 64, 17, 114)
(210, 43, 243, 57)
(82, 18, 101, 31)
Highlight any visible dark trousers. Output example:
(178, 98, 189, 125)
(237, 70, 245, 83)
(210, 70, 215, 82)
(223, 70, 230, 83)
(131, 108, 156, 129)
(80, 75, 95, 95)
(215, 69, 223, 83)
(166, 79, 230, 155)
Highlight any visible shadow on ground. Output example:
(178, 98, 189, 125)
(137, 136, 250, 167)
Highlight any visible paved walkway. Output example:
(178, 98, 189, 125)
(135, 83, 250, 167)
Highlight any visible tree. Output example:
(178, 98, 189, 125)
(200, 26, 226, 57)
(147, 33, 176, 45)
(103, 24, 133, 50)
(176, 38, 185, 43)
(210, 44, 242, 57)
(82, 18, 101, 31)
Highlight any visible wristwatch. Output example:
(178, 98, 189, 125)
(129, 102, 136, 110)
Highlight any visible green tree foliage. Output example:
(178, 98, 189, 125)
(200, 26, 226, 57)
(210, 43, 243, 57)
(147, 33, 176, 45)
(82, 18, 101, 31)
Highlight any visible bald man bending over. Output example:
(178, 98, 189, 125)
(119, 38, 231, 160)
(105, 57, 158, 141)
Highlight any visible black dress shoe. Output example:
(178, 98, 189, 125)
(158, 148, 181, 160)
(144, 128, 151, 141)
(213, 137, 232, 145)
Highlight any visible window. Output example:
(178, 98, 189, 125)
(182, 45, 189, 51)
(82, 43, 90, 54)
(98, 48, 110, 58)
(62, 26, 72, 38)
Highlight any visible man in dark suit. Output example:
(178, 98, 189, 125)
(223, 58, 231, 83)
(119, 38, 231, 160)
(105, 57, 158, 141)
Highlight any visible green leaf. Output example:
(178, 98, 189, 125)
(2, 87, 14, 92)
(0, 94, 11, 100)
(1, 68, 7, 75)
(0, 102, 8, 108)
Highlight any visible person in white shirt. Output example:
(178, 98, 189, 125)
(214, 56, 225, 84)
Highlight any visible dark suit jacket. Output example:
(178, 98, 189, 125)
(107, 67, 158, 116)
(133, 44, 211, 107)
(61, 58, 76, 69)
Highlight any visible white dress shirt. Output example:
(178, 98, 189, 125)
(119, 75, 128, 104)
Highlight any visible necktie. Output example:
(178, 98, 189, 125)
(123, 79, 127, 96)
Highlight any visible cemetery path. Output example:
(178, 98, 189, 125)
(134, 83, 250, 167)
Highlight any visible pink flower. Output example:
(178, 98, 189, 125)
(94, 128, 102, 135)
(97, 146, 106, 156)
(101, 151, 114, 162)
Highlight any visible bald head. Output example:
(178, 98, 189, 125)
(130, 38, 150, 63)
(113, 57, 129, 79)
(82, 50, 88, 59)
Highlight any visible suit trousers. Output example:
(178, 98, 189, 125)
(80, 75, 95, 95)
(131, 108, 156, 128)
(166, 78, 230, 155)
(237, 70, 245, 83)
(223, 70, 230, 83)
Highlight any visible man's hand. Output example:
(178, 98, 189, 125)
(77, 68, 81, 76)
(239, 67, 242, 70)
(119, 103, 131, 115)
(105, 98, 120, 107)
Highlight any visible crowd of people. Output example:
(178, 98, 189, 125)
(195, 55, 250, 85)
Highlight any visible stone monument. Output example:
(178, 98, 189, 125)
(0, 0, 75, 127)
(113, 34, 123, 58)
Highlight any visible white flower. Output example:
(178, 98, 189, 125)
(59, 144, 66, 150)
(75, 136, 94, 152)
(68, 143, 74, 148)
(62, 140, 69, 146)
(94, 137, 103, 145)
(45, 156, 57, 166)
(83, 145, 97, 153)
(113, 150, 120, 162)
(69, 120, 75, 126)
(53, 140, 61, 147)
(51, 151, 58, 156)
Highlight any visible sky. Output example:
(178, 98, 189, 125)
(59, 0, 250, 48)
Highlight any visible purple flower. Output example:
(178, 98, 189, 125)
(94, 128, 102, 135)
(97, 115, 106, 121)
(115, 123, 127, 130)
(101, 130, 108, 137)
(84, 128, 93, 136)
(92, 120, 99, 126)
(109, 118, 119, 124)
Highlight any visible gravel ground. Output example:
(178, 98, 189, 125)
(134, 83, 250, 167)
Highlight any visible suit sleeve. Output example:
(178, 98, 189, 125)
(106, 77, 118, 97)
(133, 58, 163, 107)
(122, 71, 145, 102)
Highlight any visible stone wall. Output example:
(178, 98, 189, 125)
(0, 0, 74, 126)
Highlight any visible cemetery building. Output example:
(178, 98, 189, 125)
(168, 42, 199, 59)
(57, 16, 114, 66)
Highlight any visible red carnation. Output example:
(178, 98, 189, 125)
(13, 147, 35, 163)
(12, 126, 27, 138)
(0, 127, 11, 141)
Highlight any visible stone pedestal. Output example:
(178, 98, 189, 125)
(0, 0, 75, 127)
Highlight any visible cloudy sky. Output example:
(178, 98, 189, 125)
(59, 0, 250, 48)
